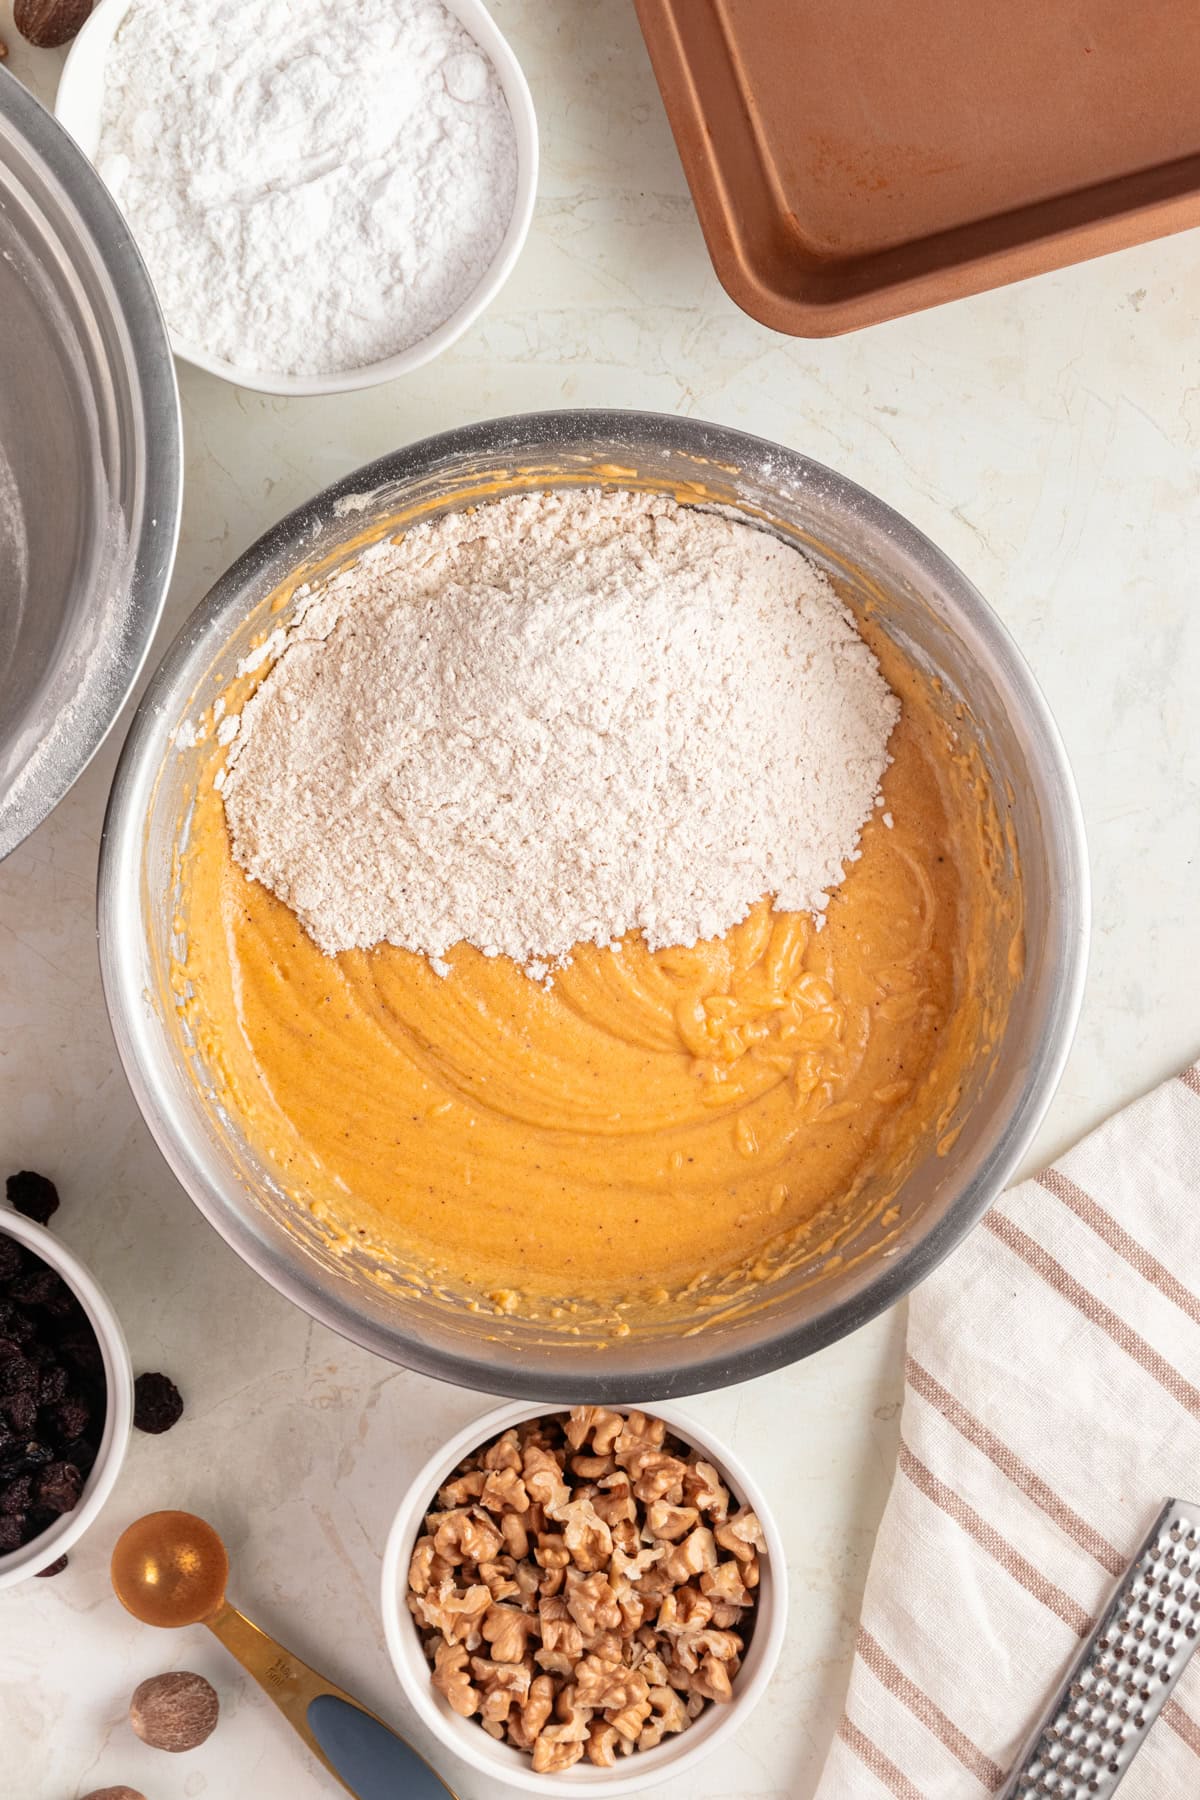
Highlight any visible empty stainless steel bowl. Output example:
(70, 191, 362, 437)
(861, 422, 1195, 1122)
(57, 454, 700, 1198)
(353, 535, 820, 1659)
(0, 69, 180, 858)
(98, 411, 1089, 1399)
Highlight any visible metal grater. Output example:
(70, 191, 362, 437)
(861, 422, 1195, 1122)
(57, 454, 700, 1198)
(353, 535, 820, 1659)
(999, 1498, 1200, 1798)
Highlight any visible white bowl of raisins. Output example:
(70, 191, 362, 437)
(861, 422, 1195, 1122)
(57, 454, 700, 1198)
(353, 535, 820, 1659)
(381, 1402, 787, 1795)
(0, 1194, 133, 1588)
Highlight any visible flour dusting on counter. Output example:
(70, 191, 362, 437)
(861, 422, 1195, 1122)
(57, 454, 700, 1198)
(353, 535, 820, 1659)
(221, 489, 900, 967)
(94, 0, 518, 376)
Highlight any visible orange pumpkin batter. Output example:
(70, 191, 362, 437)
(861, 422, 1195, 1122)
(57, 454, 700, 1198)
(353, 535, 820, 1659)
(177, 617, 1015, 1322)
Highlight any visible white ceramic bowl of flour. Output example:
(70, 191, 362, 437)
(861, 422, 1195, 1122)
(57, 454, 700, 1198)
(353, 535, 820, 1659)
(55, 0, 538, 397)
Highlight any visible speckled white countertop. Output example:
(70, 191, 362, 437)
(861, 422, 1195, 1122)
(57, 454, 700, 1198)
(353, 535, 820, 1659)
(2, 3, 1199, 1796)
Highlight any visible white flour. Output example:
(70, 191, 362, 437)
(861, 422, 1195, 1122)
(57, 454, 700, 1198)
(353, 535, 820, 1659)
(222, 490, 900, 969)
(95, 0, 518, 376)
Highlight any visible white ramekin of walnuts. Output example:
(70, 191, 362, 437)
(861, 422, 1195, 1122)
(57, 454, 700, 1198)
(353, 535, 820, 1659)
(380, 1402, 788, 1795)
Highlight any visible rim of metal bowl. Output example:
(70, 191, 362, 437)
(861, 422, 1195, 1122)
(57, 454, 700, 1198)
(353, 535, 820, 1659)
(98, 410, 1089, 1397)
(0, 69, 181, 859)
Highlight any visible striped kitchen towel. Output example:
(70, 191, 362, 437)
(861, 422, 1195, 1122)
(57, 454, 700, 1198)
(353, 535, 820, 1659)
(815, 1064, 1200, 1799)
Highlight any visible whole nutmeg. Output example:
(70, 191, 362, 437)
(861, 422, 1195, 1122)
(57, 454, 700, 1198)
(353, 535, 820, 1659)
(129, 1669, 219, 1753)
(13, 0, 94, 49)
(80, 1789, 147, 1800)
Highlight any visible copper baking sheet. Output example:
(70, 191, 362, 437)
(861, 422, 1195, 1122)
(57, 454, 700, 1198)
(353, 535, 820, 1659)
(635, 0, 1200, 335)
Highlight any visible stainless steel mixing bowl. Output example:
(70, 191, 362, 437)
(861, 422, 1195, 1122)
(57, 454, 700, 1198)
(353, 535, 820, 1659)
(98, 412, 1089, 1399)
(0, 69, 181, 858)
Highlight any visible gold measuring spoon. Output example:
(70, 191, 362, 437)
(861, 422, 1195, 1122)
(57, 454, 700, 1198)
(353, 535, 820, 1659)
(111, 1510, 457, 1800)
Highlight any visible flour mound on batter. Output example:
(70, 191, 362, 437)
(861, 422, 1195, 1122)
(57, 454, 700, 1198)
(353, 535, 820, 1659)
(221, 489, 900, 967)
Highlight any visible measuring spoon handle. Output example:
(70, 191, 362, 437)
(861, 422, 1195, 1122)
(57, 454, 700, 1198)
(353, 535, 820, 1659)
(207, 1601, 457, 1799)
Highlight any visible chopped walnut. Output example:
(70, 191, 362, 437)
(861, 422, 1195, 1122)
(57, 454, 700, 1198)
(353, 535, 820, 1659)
(675, 1626, 744, 1673)
(605, 1692, 654, 1742)
(587, 1629, 627, 1664)
(629, 1643, 671, 1687)
(538, 1564, 566, 1600)
(523, 1445, 570, 1515)
(630, 1451, 689, 1505)
(560, 1496, 613, 1571)
(564, 1567, 622, 1638)
(657, 1583, 713, 1634)
(592, 1471, 638, 1528)
(531, 1735, 585, 1773)
(570, 1451, 616, 1479)
(483, 1427, 522, 1472)
(477, 1556, 521, 1603)
(481, 1464, 530, 1514)
(663, 1525, 719, 1584)
(516, 1672, 556, 1744)
(639, 1683, 689, 1748)
(482, 1602, 541, 1664)
(431, 1638, 479, 1717)
(552, 1682, 594, 1739)
(538, 1609, 582, 1655)
(534, 1532, 569, 1570)
(614, 1410, 667, 1458)
(645, 1497, 701, 1540)
(408, 1535, 439, 1595)
(432, 1507, 504, 1567)
(574, 1654, 649, 1712)
(408, 1409, 766, 1775)
(470, 1656, 533, 1723)
(500, 1509, 532, 1561)
(564, 1405, 624, 1456)
(611, 1542, 665, 1585)
(612, 1516, 641, 1556)
(535, 1606, 583, 1676)
(691, 1652, 736, 1703)
(410, 1580, 492, 1647)
(702, 1557, 753, 1608)
(684, 1458, 730, 1521)
(440, 1469, 487, 1506)
(514, 1558, 541, 1607)
(715, 1507, 767, 1562)
(613, 1582, 646, 1636)
(587, 1718, 622, 1766)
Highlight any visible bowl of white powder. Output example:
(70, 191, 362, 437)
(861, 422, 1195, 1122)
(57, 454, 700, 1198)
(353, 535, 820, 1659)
(97, 411, 1089, 1400)
(55, 0, 537, 395)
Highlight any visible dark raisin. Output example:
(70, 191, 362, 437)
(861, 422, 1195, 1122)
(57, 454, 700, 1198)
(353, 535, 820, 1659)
(6, 1172, 59, 1226)
(2, 1392, 37, 1435)
(0, 1513, 23, 1553)
(0, 1474, 32, 1515)
(133, 1372, 184, 1435)
(59, 1435, 97, 1475)
(11, 1267, 64, 1307)
(34, 1553, 68, 1577)
(46, 1396, 89, 1442)
(40, 1291, 79, 1321)
(0, 1349, 33, 1396)
(35, 1461, 81, 1515)
(36, 1364, 68, 1406)
(0, 1237, 22, 1283)
(0, 1440, 52, 1479)
(60, 1332, 103, 1381)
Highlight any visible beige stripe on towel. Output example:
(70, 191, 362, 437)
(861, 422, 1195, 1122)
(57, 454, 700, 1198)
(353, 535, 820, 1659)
(815, 1061, 1200, 1800)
